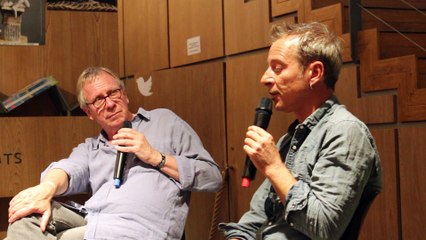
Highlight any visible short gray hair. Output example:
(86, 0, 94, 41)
(271, 22, 343, 89)
(76, 66, 125, 109)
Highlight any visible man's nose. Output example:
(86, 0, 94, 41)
(105, 96, 116, 108)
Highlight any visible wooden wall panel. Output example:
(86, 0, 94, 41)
(169, 0, 223, 67)
(271, 0, 298, 17)
(0, 46, 45, 95)
(127, 62, 227, 240)
(360, 128, 399, 240)
(45, 10, 120, 106)
(0, 117, 100, 197)
(225, 51, 294, 221)
(123, 0, 169, 77)
(399, 126, 426, 240)
(335, 64, 396, 124)
(224, 0, 271, 55)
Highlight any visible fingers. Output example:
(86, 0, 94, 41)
(8, 205, 32, 223)
(40, 208, 52, 232)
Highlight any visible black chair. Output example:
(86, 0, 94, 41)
(340, 188, 380, 240)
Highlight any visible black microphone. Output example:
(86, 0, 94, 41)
(241, 98, 273, 188)
(113, 120, 132, 188)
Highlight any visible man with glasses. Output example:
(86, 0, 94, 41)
(5, 66, 222, 240)
(219, 22, 382, 239)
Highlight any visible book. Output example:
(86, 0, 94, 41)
(1, 76, 58, 113)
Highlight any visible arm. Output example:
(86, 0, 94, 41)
(111, 128, 180, 181)
(111, 112, 222, 191)
(8, 168, 69, 231)
(243, 126, 297, 202)
(283, 122, 378, 239)
(244, 121, 378, 239)
(219, 180, 271, 240)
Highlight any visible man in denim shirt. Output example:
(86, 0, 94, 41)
(219, 22, 382, 239)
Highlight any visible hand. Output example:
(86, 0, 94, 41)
(243, 126, 282, 174)
(8, 182, 56, 231)
(111, 128, 160, 166)
(244, 126, 297, 199)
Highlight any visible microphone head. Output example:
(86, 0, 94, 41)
(256, 97, 273, 114)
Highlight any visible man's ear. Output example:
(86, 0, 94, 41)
(309, 61, 324, 87)
(83, 108, 94, 120)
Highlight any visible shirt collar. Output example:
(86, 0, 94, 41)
(302, 95, 340, 130)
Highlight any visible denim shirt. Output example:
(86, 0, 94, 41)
(42, 108, 222, 240)
(220, 96, 382, 240)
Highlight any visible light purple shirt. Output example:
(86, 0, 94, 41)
(42, 108, 222, 240)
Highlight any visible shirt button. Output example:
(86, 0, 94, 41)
(268, 221, 272, 226)
(290, 222, 294, 227)
(292, 145, 297, 150)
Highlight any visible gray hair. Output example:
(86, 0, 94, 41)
(271, 22, 343, 89)
(76, 66, 125, 109)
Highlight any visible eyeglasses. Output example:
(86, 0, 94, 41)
(87, 88, 122, 109)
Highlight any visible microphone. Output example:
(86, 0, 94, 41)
(113, 120, 132, 188)
(241, 98, 273, 188)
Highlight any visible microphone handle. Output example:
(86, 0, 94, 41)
(241, 108, 272, 188)
(113, 121, 132, 188)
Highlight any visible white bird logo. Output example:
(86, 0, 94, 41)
(136, 76, 153, 96)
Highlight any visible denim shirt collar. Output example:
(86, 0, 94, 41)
(303, 95, 340, 131)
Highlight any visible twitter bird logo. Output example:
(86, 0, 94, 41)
(136, 76, 153, 96)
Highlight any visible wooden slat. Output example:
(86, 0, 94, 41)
(319, 0, 426, 9)
(271, 0, 298, 17)
(358, 29, 426, 122)
(224, 0, 271, 55)
(399, 126, 426, 240)
(360, 128, 399, 240)
(360, 0, 426, 9)
(379, 33, 426, 59)
(362, 9, 426, 33)
(169, 0, 224, 67)
(0, 46, 45, 95)
(419, 59, 426, 88)
(0, 117, 100, 197)
(309, 3, 344, 35)
(45, 10, 120, 107)
(123, 0, 169, 76)
(341, 33, 352, 63)
(335, 64, 396, 124)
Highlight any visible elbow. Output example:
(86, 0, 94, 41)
(207, 167, 223, 192)
(196, 166, 223, 192)
(306, 213, 346, 240)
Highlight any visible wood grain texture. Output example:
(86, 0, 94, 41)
(224, 0, 271, 55)
(335, 64, 396, 124)
(0, 117, 100, 197)
(358, 29, 426, 122)
(123, 0, 169, 77)
(169, 0, 224, 67)
(399, 126, 426, 240)
(45, 10, 120, 107)
(360, 128, 399, 240)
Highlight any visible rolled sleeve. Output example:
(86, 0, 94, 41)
(169, 114, 222, 192)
